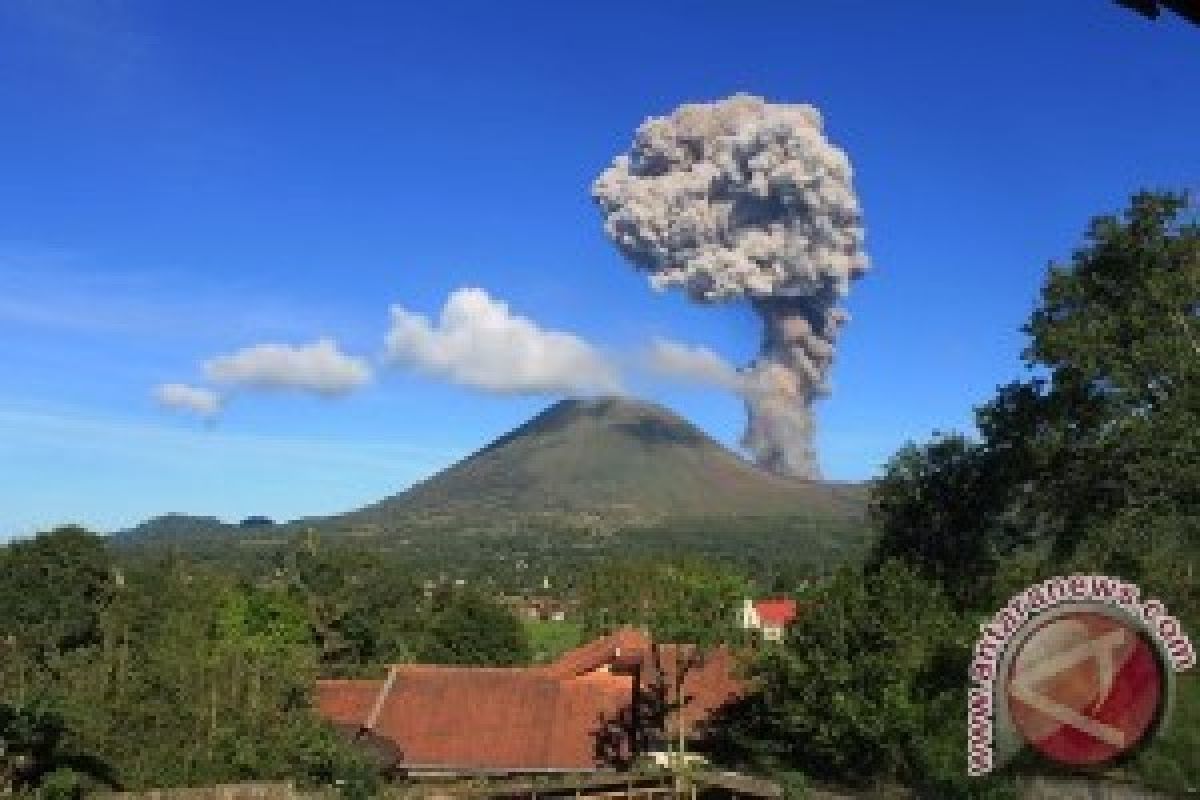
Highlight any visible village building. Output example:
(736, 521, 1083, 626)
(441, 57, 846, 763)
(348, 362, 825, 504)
(738, 597, 798, 642)
(499, 594, 571, 622)
(315, 627, 742, 776)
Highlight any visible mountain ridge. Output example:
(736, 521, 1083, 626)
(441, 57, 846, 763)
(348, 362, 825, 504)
(342, 395, 866, 524)
(116, 396, 868, 542)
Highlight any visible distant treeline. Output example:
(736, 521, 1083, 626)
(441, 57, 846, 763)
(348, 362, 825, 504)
(112, 509, 872, 598)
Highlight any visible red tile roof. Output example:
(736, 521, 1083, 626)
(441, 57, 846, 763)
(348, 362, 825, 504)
(542, 626, 651, 679)
(314, 679, 380, 728)
(368, 665, 633, 768)
(753, 597, 798, 627)
(652, 644, 742, 731)
(315, 627, 743, 771)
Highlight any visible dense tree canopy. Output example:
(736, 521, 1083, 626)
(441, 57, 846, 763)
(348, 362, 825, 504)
(870, 191, 1200, 609)
(0, 700, 117, 797)
(419, 588, 531, 667)
(282, 543, 428, 670)
(707, 561, 998, 797)
(0, 532, 379, 796)
(576, 557, 749, 645)
(0, 527, 113, 665)
(714, 191, 1200, 797)
(869, 433, 1031, 607)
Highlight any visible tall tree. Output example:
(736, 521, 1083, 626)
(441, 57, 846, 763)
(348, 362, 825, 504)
(704, 561, 1004, 797)
(723, 191, 1200, 795)
(0, 701, 117, 797)
(0, 527, 113, 665)
(577, 558, 749, 774)
(418, 588, 531, 667)
(870, 191, 1200, 608)
(576, 558, 748, 642)
(0, 535, 378, 796)
(283, 543, 427, 669)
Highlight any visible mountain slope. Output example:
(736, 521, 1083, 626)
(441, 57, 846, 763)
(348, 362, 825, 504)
(349, 396, 866, 521)
(111, 513, 235, 544)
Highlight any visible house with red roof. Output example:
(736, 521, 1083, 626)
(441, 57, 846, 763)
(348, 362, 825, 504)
(315, 627, 743, 776)
(738, 597, 799, 641)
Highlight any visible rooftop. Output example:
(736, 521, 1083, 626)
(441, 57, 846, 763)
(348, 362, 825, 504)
(753, 598, 799, 627)
(315, 627, 743, 772)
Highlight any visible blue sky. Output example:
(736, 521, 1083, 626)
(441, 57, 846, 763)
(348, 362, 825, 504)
(2, 1, 1197, 537)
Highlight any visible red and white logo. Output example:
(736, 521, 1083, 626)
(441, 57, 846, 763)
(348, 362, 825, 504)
(1004, 610, 1165, 766)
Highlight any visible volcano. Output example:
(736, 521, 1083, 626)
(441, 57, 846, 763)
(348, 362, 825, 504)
(351, 396, 866, 521)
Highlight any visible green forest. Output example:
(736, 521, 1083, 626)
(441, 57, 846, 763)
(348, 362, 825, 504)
(2, 192, 1198, 798)
(711, 191, 1199, 798)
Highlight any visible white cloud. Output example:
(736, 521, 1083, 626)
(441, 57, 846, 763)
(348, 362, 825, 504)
(204, 338, 371, 396)
(644, 338, 744, 389)
(385, 287, 621, 394)
(153, 383, 222, 418)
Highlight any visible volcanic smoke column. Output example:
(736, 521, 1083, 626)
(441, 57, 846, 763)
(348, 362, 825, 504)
(591, 95, 868, 479)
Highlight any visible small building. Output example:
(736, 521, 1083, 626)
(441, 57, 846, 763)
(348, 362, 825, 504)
(739, 597, 798, 642)
(500, 594, 571, 622)
(315, 627, 742, 776)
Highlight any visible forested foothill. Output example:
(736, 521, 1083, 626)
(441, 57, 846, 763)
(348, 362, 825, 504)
(2, 192, 1197, 797)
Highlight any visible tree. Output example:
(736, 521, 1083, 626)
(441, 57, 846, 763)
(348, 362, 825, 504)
(284, 544, 427, 669)
(856, 191, 1199, 794)
(0, 701, 117, 797)
(0, 527, 113, 665)
(869, 434, 1030, 608)
(332, 562, 427, 667)
(418, 588, 531, 667)
(0, 545, 379, 796)
(576, 558, 748, 642)
(870, 191, 1200, 606)
(1026, 192, 1199, 417)
(705, 562, 1011, 798)
(576, 558, 749, 777)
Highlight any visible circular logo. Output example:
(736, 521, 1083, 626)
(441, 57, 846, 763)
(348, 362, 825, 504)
(1004, 608, 1166, 766)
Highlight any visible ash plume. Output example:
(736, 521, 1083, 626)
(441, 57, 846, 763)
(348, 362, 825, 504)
(644, 338, 743, 389)
(592, 94, 868, 479)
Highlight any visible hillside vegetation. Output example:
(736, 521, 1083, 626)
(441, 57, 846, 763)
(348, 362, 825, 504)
(344, 395, 867, 520)
(115, 395, 872, 586)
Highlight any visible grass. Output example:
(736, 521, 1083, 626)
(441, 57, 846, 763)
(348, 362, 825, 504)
(524, 619, 584, 664)
(1130, 671, 1200, 795)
